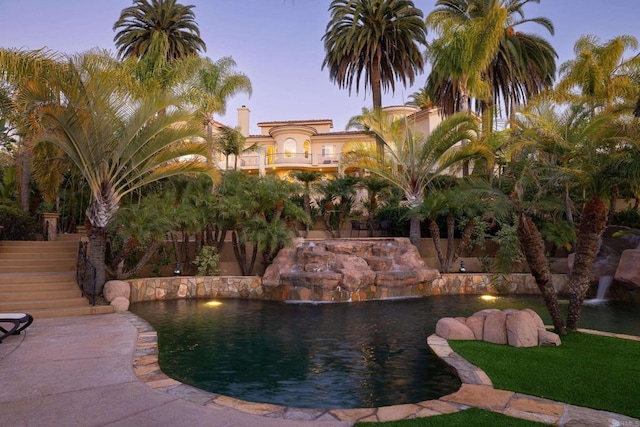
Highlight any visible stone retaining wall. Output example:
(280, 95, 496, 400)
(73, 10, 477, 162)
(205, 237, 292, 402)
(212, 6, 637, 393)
(127, 273, 570, 303)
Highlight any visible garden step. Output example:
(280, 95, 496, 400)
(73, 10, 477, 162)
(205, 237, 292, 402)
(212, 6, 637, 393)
(0, 281, 77, 292)
(0, 265, 76, 274)
(0, 272, 76, 285)
(21, 305, 114, 319)
(0, 259, 76, 267)
(0, 289, 81, 301)
(0, 297, 90, 311)
(0, 251, 77, 260)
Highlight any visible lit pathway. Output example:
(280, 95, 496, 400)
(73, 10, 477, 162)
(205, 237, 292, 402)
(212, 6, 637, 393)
(1, 312, 638, 426)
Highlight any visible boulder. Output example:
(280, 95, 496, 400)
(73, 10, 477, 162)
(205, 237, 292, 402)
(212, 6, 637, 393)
(538, 329, 561, 346)
(104, 280, 130, 302)
(506, 311, 539, 347)
(465, 315, 485, 340)
(568, 226, 640, 277)
(435, 317, 475, 340)
(110, 296, 130, 312)
(614, 249, 640, 290)
(483, 311, 507, 344)
(523, 309, 545, 330)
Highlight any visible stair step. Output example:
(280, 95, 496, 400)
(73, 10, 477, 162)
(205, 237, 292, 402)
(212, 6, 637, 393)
(25, 305, 114, 319)
(0, 297, 91, 311)
(0, 266, 76, 274)
(0, 281, 76, 292)
(0, 240, 79, 248)
(0, 251, 77, 260)
(0, 259, 75, 267)
(0, 289, 81, 301)
(0, 272, 76, 285)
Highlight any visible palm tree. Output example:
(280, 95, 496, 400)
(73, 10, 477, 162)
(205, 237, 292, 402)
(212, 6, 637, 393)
(12, 50, 211, 296)
(212, 126, 259, 170)
(182, 56, 252, 140)
(290, 170, 323, 235)
(113, 0, 206, 62)
(322, 0, 427, 110)
(343, 108, 482, 247)
(556, 35, 640, 110)
(426, 0, 556, 118)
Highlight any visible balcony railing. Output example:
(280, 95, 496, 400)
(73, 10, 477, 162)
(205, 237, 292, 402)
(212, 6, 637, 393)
(217, 152, 343, 170)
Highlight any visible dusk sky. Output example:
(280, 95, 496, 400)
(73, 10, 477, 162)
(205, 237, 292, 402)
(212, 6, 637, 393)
(1, 0, 638, 134)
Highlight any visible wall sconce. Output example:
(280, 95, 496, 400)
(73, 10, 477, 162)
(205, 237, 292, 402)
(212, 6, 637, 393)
(460, 260, 466, 273)
(173, 262, 182, 275)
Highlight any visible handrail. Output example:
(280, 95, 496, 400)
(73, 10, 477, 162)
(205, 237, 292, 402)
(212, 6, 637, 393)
(43, 219, 49, 241)
(76, 240, 97, 306)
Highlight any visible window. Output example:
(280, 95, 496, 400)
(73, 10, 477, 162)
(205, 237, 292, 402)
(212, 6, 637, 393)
(284, 138, 296, 158)
(304, 140, 310, 159)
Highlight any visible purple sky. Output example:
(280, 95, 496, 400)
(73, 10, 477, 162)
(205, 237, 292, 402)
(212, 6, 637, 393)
(1, 0, 638, 134)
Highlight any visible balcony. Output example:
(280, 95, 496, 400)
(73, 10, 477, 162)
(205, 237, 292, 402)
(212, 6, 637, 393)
(217, 152, 342, 173)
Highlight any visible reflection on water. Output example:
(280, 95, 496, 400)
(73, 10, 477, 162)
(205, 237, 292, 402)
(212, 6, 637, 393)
(130, 295, 640, 409)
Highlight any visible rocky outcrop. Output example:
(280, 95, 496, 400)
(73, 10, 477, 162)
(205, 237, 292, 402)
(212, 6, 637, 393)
(614, 249, 640, 290)
(435, 309, 561, 347)
(262, 238, 440, 302)
(104, 280, 131, 302)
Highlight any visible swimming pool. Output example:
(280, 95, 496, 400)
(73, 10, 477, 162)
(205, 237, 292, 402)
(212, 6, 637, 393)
(130, 295, 640, 409)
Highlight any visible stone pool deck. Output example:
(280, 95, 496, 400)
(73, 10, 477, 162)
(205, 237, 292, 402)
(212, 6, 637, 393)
(1, 312, 638, 426)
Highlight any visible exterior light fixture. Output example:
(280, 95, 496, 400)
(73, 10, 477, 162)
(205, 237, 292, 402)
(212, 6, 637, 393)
(205, 301, 223, 307)
(173, 262, 182, 275)
(459, 260, 466, 273)
(481, 295, 497, 301)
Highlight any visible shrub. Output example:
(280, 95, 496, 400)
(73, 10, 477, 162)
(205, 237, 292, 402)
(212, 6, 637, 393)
(611, 206, 640, 229)
(0, 204, 37, 240)
(192, 246, 220, 276)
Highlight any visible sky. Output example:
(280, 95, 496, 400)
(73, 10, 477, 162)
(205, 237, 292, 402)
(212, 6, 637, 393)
(1, 0, 638, 135)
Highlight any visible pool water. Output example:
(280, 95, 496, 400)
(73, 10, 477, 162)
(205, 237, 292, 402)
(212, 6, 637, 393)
(129, 295, 640, 409)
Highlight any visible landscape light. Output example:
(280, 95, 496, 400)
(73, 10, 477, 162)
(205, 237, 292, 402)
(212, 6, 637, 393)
(205, 301, 223, 307)
(481, 295, 497, 301)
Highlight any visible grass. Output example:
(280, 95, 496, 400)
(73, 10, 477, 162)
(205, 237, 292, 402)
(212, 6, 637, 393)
(449, 331, 640, 419)
(355, 407, 547, 426)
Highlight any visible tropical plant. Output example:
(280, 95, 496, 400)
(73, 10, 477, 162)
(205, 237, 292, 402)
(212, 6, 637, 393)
(192, 245, 220, 276)
(316, 175, 360, 238)
(181, 56, 252, 140)
(358, 175, 391, 236)
(322, 0, 427, 110)
(3, 49, 212, 296)
(343, 108, 482, 247)
(212, 126, 258, 170)
(113, 0, 206, 62)
(426, 0, 557, 118)
(290, 170, 323, 235)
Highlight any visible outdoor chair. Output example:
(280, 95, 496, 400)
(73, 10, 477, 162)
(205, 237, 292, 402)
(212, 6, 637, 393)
(0, 313, 34, 343)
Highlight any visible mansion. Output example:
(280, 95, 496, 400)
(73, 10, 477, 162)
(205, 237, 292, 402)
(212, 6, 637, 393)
(213, 105, 443, 177)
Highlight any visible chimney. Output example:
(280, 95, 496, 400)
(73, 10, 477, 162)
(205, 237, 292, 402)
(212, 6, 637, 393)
(237, 105, 250, 137)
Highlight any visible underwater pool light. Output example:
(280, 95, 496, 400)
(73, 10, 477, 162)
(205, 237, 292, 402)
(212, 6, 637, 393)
(480, 295, 497, 301)
(205, 301, 223, 307)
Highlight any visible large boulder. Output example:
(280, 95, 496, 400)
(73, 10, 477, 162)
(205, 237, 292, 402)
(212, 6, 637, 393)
(110, 296, 130, 312)
(483, 311, 507, 344)
(568, 226, 640, 278)
(465, 315, 486, 340)
(104, 280, 130, 302)
(614, 249, 640, 290)
(435, 317, 475, 340)
(506, 311, 539, 347)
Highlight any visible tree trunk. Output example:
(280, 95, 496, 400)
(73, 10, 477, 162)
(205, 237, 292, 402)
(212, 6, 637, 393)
(429, 220, 446, 272)
(450, 217, 475, 269)
(566, 197, 607, 330)
(19, 150, 31, 212)
(88, 225, 107, 298)
(117, 240, 162, 280)
(516, 213, 566, 335)
(444, 212, 455, 272)
(409, 215, 421, 249)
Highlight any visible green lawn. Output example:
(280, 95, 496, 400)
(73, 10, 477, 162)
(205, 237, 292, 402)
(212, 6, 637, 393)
(449, 332, 640, 419)
(356, 407, 548, 426)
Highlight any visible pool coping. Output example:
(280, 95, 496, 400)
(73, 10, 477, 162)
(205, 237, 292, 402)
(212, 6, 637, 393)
(123, 311, 640, 425)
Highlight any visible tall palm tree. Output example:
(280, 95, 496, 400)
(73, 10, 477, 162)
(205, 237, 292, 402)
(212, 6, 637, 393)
(426, 0, 556, 118)
(343, 108, 482, 247)
(13, 50, 211, 296)
(322, 0, 427, 110)
(556, 35, 640, 110)
(113, 0, 206, 62)
(182, 56, 252, 140)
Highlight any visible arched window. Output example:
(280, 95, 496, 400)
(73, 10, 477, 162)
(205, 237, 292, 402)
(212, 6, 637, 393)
(284, 138, 296, 158)
(304, 140, 310, 158)
(266, 146, 274, 164)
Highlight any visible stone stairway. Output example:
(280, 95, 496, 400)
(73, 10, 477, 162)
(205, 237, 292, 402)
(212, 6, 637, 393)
(0, 234, 114, 318)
